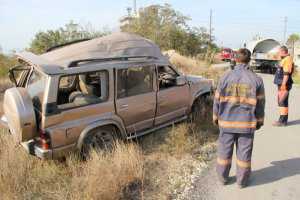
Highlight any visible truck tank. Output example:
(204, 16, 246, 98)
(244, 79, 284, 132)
(245, 38, 281, 73)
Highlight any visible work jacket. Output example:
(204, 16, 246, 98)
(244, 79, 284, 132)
(274, 55, 294, 87)
(213, 64, 265, 134)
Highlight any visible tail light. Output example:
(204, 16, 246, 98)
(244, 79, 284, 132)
(39, 129, 51, 150)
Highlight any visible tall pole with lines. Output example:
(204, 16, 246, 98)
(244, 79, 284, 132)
(133, 0, 137, 16)
(283, 16, 288, 44)
(209, 9, 213, 45)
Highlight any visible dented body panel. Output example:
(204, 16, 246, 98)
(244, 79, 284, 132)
(1, 33, 213, 159)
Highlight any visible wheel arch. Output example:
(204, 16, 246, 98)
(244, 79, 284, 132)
(76, 119, 126, 150)
(192, 90, 212, 108)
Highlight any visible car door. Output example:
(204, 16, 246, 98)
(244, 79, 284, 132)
(115, 65, 157, 134)
(155, 65, 190, 125)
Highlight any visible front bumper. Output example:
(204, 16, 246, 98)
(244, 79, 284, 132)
(21, 140, 76, 159)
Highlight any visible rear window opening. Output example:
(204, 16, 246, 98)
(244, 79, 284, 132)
(57, 70, 109, 110)
(26, 69, 47, 111)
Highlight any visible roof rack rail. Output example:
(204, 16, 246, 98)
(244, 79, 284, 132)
(46, 38, 92, 52)
(68, 56, 158, 68)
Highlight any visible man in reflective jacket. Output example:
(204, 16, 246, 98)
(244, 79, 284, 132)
(213, 48, 265, 188)
(273, 46, 294, 126)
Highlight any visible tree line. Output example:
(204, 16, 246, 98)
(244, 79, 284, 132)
(1, 3, 300, 72)
(28, 4, 218, 56)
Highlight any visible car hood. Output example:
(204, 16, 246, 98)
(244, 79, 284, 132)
(186, 75, 205, 83)
(186, 75, 213, 98)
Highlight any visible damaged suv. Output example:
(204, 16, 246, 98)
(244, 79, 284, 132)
(0, 33, 213, 159)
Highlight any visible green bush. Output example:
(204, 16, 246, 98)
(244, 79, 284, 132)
(0, 54, 17, 77)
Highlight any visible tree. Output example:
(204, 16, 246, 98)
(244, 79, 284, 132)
(0, 53, 17, 77)
(29, 21, 110, 54)
(287, 33, 300, 57)
(120, 4, 216, 56)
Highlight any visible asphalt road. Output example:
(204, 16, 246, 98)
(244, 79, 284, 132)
(186, 73, 300, 200)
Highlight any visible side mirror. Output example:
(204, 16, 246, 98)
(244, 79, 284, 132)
(176, 76, 187, 86)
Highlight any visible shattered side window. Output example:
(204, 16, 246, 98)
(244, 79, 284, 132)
(117, 66, 154, 98)
(57, 70, 109, 110)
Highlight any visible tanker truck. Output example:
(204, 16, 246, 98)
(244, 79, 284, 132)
(245, 38, 281, 73)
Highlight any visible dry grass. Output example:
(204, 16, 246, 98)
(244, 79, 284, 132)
(0, 129, 143, 200)
(139, 121, 218, 199)
(0, 54, 17, 78)
(0, 51, 223, 200)
(293, 68, 300, 85)
(165, 50, 225, 83)
(0, 78, 12, 93)
(70, 144, 143, 200)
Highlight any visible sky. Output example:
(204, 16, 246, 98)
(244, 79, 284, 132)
(1, 0, 300, 53)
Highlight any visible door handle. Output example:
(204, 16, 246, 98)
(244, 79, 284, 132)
(160, 96, 168, 101)
(120, 104, 129, 109)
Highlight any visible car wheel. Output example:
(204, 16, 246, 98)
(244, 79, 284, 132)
(81, 126, 117, 158)
(190, 94, 213, 123)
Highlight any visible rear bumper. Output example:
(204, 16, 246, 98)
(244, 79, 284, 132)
(0, 115, 8, 128)
(21, 140, 76, 160)
(0, 114, 76, 159)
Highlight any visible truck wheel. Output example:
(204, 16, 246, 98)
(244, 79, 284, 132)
(81, 126, 117, 158)
(190, 94, 213, 123)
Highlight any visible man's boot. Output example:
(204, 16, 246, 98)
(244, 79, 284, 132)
(273, 116, 288, 127)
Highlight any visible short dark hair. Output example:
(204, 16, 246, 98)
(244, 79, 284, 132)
(280, 45, 289, 53)
(237, 48, 251, 64)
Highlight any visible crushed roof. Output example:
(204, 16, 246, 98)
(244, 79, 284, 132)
(40, 32, 165, 67)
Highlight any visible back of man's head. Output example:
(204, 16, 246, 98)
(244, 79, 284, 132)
(280, 45, 289, 53)
(279, 45, 289, 58)
(236, 48, 251, 64)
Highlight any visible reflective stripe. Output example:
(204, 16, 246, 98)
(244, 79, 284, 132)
(217, 158, 232, 166)
(280, 107, 289, 115)
(237, 159, 251, 168)
(218, 120, 257, 129)
(257, 94, 265, 100)
(219, 96, 257, 106)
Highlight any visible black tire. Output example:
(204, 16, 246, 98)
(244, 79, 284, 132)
(190, 94, 213, 123)
(81, 126, 117, 158)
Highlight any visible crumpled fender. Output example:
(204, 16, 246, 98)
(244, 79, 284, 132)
(186, 75, 214, 105)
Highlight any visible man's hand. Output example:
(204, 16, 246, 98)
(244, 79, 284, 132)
(213, 119, 218, 126)
(256, 123, 263, 130)
(281, 74, 289, 91)
(280, 84, 287, 91)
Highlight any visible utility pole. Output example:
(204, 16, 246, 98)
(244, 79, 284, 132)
(283, 16, 288, 44)
(126, 7, 132, 17)
(209, 9, 213, 46)
(133, 0, 137, 16)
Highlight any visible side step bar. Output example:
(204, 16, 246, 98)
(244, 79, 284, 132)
(126, 116, 188, 140)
